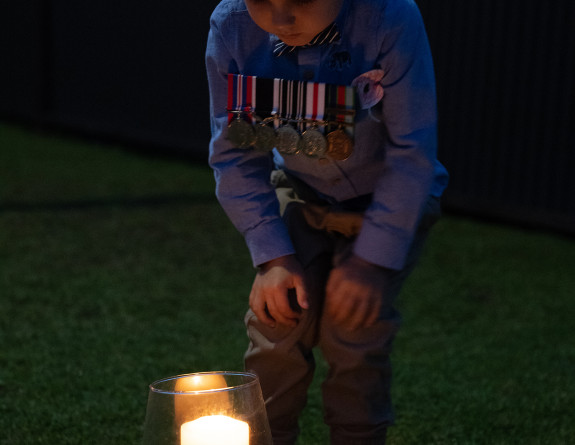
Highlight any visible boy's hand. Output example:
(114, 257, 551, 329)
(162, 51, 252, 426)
(325, 254, 388, 331)
(249, 255, 309, 328)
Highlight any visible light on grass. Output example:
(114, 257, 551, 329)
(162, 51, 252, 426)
(143, 371, 272, 445)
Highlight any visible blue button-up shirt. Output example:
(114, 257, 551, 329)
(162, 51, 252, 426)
(205, 0, 449, 270)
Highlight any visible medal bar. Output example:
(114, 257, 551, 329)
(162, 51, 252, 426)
(226, 74, 356, 160)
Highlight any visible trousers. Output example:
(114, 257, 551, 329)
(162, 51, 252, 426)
(244, 172, 440, 445)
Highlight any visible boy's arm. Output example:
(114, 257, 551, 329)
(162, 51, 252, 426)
(327, 1, 443, 330)
(352, 0, 442, 271)
(205, 13, 295, 268)
(206, 12, 309, 326)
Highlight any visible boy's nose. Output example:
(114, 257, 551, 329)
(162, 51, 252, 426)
(271, 4, 296, 27)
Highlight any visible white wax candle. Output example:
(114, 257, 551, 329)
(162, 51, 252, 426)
(175, 374, 229, 392)
(174, 374, 231, 426)
(181, 415, 249, 445)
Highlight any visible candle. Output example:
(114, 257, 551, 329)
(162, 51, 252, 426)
(175, 374, 229, 392)
(174, 374, 231, 426)
(181, 415, 249, 445)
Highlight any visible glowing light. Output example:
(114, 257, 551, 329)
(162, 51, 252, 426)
(181, 415, 249, 445)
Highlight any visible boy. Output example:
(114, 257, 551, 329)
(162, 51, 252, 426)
(205, 0, 448, 443)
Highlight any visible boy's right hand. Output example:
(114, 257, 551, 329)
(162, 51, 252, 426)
(249, 255, 309, 328)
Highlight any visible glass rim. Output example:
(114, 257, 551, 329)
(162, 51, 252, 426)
(148, 371, 259, 395)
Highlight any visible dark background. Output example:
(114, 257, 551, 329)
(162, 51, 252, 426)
(1, 0, 574, 234)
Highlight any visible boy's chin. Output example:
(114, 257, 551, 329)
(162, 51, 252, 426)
(277, 33, 311, 46)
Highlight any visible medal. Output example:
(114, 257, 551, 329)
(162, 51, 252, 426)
(299, 125, 327, 157)
(298, 82, 327, 157)
(274, 79, 301, 156)
(254, 122, 277, 152)
(326, 127, 353, 160)
(323, 84, 355, 160)
(227, 74, 256, 148)
(226, 74, 357, 158)
(276, 125, 300, 155)
(227, 116, 255, 148)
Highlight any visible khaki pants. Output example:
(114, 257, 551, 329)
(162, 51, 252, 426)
(245, 172, 441, 445)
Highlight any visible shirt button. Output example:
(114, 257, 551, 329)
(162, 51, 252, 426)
(303, 70, 314, 80)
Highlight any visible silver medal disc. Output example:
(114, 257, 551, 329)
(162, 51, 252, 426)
(254, 124, 277, 152)
(227, 118, 255, 148)
(276, 125, 300, 155)
(299, 128, 327, 157)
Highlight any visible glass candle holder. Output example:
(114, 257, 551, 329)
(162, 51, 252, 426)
(142, 371, 272, 445)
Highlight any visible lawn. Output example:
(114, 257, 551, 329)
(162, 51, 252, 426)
(1, 123, 574, 444)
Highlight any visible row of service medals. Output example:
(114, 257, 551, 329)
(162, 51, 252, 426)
(228, 113, 354, 161)
(226, 75, 356, 161)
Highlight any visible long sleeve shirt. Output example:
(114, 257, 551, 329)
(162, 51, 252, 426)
(205, 0, 449, 270)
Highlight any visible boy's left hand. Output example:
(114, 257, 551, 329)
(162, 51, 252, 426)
(325, 254, 389, 331)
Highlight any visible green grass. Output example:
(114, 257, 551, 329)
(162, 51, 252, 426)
(1, 122, 574, 444)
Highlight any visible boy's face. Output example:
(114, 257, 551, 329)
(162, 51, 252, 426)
(245, 0, 344, 47)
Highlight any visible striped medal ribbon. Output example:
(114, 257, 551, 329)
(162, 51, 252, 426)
(274, 78, 304, 154)
(299, 81, 327, 157)
(226, 74, 356, 159)
(226, 74, 256, 148)
(325, 84, 355, 160)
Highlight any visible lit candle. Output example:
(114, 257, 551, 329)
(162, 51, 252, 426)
(181, 415, 249, 445)
(174, 374, 231, 426)
(175, 374, 229, 392)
